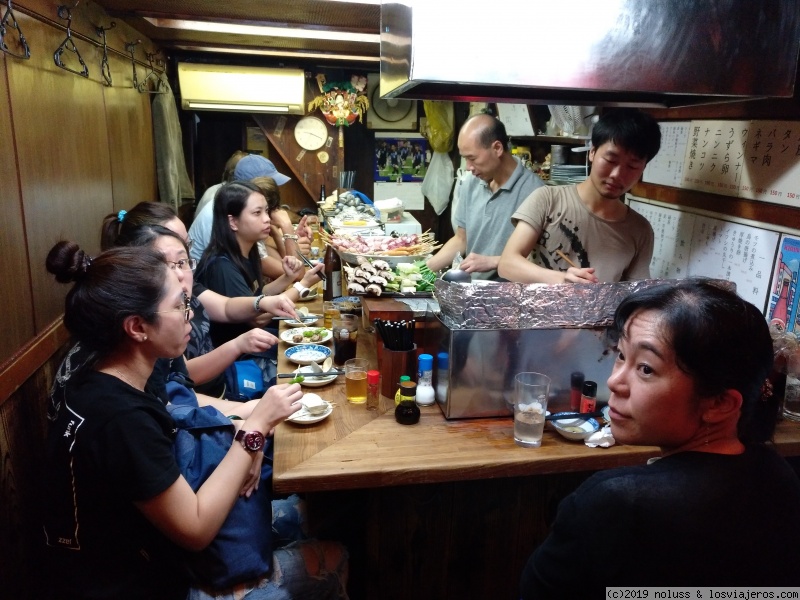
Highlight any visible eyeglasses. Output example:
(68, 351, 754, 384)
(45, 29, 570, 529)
(166, 258, 197, 272)
(156, 294, 192, 322)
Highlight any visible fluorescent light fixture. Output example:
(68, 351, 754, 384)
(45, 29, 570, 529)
(186, 102, 290, 113)
(145, 17, 380, 44)
(172, 44, 379, 63)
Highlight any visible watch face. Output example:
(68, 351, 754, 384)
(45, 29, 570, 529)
(294, 117, 328, 151)
(237, 430, 265, 452)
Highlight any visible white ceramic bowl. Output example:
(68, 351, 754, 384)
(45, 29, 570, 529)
(550, 414, 600, 441)
(284, 344, 331, 366)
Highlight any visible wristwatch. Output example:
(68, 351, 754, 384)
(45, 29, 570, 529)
(282, 233, 299, 241)
(293, 282, 311, 298)
(235, 429, 265, 452)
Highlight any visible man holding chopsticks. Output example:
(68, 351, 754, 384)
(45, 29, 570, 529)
(498, 109, 661, 284)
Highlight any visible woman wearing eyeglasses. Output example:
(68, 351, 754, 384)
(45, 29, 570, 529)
(102, 202, 303, 398)
(42, 241, 311, 599)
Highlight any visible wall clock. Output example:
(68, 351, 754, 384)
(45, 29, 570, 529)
(294, 116, 329, 151)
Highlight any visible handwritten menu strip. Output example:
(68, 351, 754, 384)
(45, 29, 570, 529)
(766, 235, 800, 333)
(629, 197, 780, 312)
(681, 120, 748, 197)
(643, 121, 690, 188)
(675, 119, 800, 205)
(738, 121, 800, 207)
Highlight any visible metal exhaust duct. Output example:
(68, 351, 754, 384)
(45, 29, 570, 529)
(380, 0, 800, 107)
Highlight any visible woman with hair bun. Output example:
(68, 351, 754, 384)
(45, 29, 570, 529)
(521, 279, 800, 597)
(42, 241, 347, 600)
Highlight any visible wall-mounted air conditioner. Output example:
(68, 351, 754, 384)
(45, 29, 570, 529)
(177, 63, 306, 114)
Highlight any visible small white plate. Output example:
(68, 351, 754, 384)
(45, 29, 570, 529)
(286, 401, 333, 424)
(292, 365, 338, 388)
(285, 317, 319, 327)
(284, 344, 331, 365)
(280, 327, 332, 346)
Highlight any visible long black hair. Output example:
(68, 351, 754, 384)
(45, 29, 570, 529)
(198, 180, 264, 290)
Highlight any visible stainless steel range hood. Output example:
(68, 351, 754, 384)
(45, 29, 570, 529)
(380, 1, 800, 107)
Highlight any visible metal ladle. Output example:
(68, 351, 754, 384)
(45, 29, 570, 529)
(441, 268, 471, 283)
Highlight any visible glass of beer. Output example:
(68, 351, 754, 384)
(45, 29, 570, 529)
(345, 358, 369, 404)
(332, 314, 358, 365)
(323, 301, 340, 330)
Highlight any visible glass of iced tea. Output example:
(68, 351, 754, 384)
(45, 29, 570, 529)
(323, 301, 340, 330)
(345, 358, 369, 404)
(332, 314, 358, 365)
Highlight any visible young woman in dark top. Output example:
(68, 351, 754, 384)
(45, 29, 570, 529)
(101, 201, 304, 397)
(196, 180, 321, 348)
(42, 242, 305, 599)
(521, 279, 800, 597)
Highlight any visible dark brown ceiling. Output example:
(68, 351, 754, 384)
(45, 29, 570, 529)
(92, 0, 380, 64)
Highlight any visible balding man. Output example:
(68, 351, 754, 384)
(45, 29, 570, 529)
(426, 114, 544, 280)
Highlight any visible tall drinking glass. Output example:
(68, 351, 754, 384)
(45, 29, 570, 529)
(513, 372, 551, 448)
(345, 358, 369, 403)
(332, 314, 359, 365)
(323, 301, 340, 330)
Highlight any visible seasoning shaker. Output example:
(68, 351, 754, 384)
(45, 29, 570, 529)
(366, 370, 381, 411)
(580, 380, 598, 413)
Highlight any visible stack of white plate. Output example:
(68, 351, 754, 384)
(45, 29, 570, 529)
(550, 164, 588, 185)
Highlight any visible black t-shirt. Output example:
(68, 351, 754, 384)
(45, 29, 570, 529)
(44, 366, 187, 600)
(196, 253, 261, 348)
(520, 446, 800, 598)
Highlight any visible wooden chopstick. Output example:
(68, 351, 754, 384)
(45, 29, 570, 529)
(556, 249, 578, 269)
(296, 250, 326, 282)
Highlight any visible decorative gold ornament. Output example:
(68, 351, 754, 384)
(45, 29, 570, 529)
(307, 74, 370, 127)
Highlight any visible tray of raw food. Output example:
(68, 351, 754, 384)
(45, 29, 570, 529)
(321, 230, 440, 268)
(343, 258, 436, 297)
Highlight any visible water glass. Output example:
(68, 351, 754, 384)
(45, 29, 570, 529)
(784, 353, 800, 422)
(513, 372, 551, 448)
(345, 358, 369, 404)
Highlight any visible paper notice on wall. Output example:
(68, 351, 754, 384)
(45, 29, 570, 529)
(738, 121, 800, 208)
(766, 235, 800, 334)
(630, 197, 780, 312)
(681, 120, 749, 197)
(643, 121, 690, 188)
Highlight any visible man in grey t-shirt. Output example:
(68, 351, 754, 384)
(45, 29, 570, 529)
(426, 114, 544, 280)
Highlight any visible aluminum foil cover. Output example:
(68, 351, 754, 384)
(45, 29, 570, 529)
(434, 279, 724, 330)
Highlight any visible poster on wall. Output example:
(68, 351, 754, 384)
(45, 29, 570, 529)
(374, 132, 429, 209)
(767, 235, 800, 334)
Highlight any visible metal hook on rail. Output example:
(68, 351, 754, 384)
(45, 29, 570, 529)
(95, 21, 115, 86)
(0, 0, 31, 59)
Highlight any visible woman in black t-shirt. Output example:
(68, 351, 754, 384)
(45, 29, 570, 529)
(43, 242, 303, 599)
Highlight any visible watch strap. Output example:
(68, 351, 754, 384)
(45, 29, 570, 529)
(293, 282, 310, 298)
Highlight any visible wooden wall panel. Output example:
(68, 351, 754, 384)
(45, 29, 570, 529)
(0, 57, 36, 363)
(103, 52, 158, 211)
(8, 13, 114, 330)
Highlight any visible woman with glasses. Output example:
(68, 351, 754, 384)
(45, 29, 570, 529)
(41, 241, 325, 599)
(101, 202, 303, 397)
(195, 181, 322, 350)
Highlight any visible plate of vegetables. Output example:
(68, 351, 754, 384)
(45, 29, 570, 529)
(280, 327, 332, 346)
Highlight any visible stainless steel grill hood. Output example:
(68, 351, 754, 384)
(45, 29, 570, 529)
(380, 1, 800, 107)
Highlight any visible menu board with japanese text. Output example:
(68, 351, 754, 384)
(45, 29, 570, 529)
(738, 121, 800, 207)
(643, 121, 690, 188)
(652, 119, 800, 206)
(629, 197, 780, 312)
(681, 120, 749, 197)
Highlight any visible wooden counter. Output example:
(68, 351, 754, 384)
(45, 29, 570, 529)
(273, 297, 800, 600)
(274, 298, 800, 494)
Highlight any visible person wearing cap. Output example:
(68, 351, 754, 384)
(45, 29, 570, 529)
(188, 154, 309, 263)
